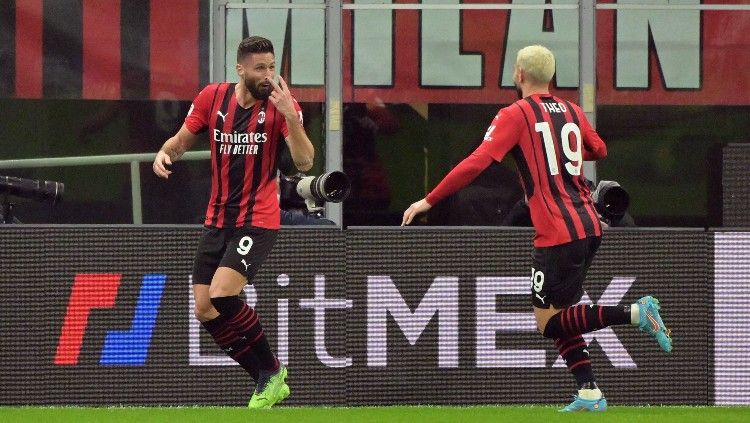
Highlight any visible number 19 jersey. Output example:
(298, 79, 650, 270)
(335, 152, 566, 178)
(495, 94, 606, 246)
(426, 94, 607, 247)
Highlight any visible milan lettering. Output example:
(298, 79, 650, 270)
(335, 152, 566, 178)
(225, 1, 700, 90)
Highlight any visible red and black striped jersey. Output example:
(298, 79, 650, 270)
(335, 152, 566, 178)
(184, 82, 302, 229)
(426, 94, 607, 247)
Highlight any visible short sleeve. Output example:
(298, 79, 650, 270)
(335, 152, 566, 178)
(475, 107, 522, 162)
(184, 85, 217, 134)
(577, 110, 607, 160)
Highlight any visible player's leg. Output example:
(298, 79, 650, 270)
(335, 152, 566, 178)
(207, 227, 288, 409)
(208, 266, 280, 374)
(531, 237, 607, 412)
(533, 237, 671, 411)
(192, 228, 262, 382)
(194, 284, 262, 382)
(540, 305, 608, 412)
(536, 237, 672, 352)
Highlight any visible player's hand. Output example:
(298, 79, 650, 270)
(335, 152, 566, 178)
(268, 76, 297, 121)
(153, 150, 173, 179)
(402, 198, 432, 226)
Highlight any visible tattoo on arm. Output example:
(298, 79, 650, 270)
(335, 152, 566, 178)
(162, 144, 185, 161)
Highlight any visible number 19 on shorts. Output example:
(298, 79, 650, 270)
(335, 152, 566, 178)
(531, 267, 545, 293)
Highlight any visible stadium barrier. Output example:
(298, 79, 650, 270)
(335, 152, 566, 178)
(723, 144, 750, 226)
(0, 226, 746, 406)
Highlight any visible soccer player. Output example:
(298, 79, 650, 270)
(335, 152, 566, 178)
(152, 36, 314, 409)
(402, 45, 672, 412)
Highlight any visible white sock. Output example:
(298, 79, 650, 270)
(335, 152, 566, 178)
(578, 388, 603, 400)
(631, 303, 640, 325)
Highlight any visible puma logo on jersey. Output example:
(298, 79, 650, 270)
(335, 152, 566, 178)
(483, 125, 496, 141)
(241, 259, 251, 271)
(535, 293, 546, 304)
(217, 110, 228, 122)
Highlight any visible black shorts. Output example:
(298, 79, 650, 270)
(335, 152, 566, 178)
(192, 226, 278, 285)
(531, 236, 601, 309)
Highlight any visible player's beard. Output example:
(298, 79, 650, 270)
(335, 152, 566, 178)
(245, 77, 272, 100)
(514, 81, 523, 100)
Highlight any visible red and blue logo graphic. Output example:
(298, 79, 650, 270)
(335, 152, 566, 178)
(54, 273, 167, 366)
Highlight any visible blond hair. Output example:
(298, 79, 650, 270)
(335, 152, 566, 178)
(516, 45, 555, 84)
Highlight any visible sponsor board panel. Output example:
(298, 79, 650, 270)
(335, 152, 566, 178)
(714, 232, 750, 405)
(0, 227, 710, 405)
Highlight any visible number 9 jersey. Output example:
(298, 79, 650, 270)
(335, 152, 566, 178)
(425, 94, 607, 247)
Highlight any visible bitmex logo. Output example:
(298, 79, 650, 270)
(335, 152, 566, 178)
(52, 272, 636, 369)
(54, 273, 167, 366)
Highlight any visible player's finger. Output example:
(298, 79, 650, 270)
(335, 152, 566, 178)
(154, 165, 169, 179)
(153, 160, 165, 175)
(268, 76, 281, 92)
(156, 165, 170, 178)
(406, 210, 415, 225)
(402, 208, 413, 226)
(278, 75, 289, 92)
(154, 156, 172, 178)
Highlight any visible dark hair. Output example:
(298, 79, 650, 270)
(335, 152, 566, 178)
(237, 36, 275, 62)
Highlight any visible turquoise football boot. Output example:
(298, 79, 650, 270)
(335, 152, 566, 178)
(637, 296, 673, 353)
(559, 395, 608, 412)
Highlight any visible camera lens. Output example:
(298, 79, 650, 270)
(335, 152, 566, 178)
(0, 176, 64, 205)
(315, 171, 350, 202)
(596, 183, 629, 219)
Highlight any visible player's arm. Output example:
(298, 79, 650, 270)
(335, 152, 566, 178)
(401, 150, 496, 225)
(153, 125, 200, 179)
(269, 76, 315, 172)
(579, 113, 607, 161)
(153, 86, 212, 179)
(402, 110, 520, 225)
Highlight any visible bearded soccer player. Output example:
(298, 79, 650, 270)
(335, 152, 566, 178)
(153, 36, 314, 409)
(402, 45, 672, 412)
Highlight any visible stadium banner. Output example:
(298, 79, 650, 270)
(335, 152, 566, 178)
(345, 228, 710, 405)
(2, 0, 747, 105)
(0, 226, 347, 406)
(0, 226, 714, 406)
(714, 232, 750, 405)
